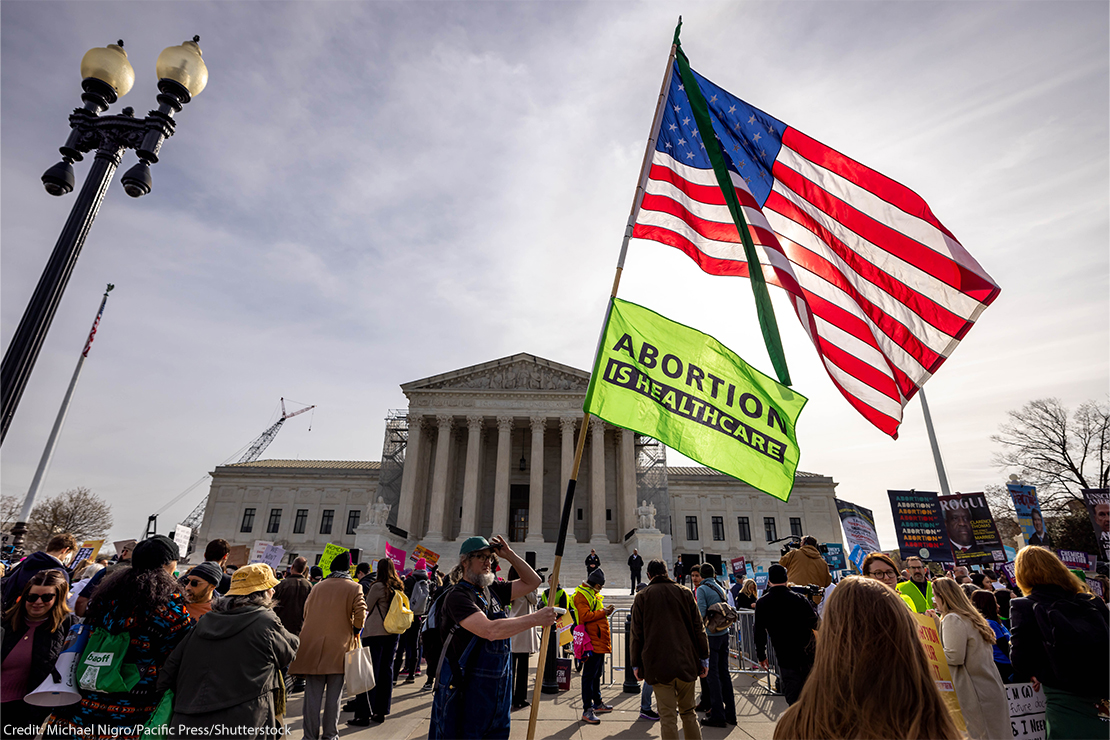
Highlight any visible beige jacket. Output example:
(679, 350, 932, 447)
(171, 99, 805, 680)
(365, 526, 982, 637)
(509, 590, 539, 654)
(288, 576, 366, 675)
(940, 613, 1009, 740)
(361, 581, 399, 638)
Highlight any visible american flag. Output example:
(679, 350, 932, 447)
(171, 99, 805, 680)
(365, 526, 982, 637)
(632, 62, 1001, 438)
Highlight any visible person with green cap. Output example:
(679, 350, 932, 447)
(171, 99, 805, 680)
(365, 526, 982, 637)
(429, 534, 556, 740)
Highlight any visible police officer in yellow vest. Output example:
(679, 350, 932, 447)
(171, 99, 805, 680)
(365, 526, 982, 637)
(895, 556, 935, 613)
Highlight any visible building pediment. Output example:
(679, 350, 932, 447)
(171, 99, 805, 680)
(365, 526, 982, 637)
(402, 353, 590, 394)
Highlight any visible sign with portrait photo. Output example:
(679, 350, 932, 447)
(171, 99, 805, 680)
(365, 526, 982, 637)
(938, 492, 1005, 565)
(1082, 488, 1110, 562)
(1007, 483, 1053, 549)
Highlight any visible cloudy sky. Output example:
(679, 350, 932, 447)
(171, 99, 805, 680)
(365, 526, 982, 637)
(2, 1, 1106, 550)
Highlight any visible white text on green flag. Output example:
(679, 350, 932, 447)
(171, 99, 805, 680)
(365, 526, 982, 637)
(584, 298, 806, 502)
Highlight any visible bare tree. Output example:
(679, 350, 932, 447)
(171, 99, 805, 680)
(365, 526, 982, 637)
(992, 398, 1110, 512)
(25, 487, 113, 551)
(1, 495, 22, 532)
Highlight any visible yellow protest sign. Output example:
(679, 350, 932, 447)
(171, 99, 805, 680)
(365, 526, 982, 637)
(912, 613, 967, 733)
(319, 543, 349, 577)
(555, 612, 574, 647)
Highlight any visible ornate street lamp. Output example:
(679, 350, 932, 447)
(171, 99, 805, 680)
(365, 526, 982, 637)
(1, 37, 208, 445)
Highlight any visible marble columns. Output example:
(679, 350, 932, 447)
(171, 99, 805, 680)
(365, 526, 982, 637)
(425, 415, 454, 540)
(493, 416, 513, 536)
(589, 417, 608, 544)
(395, 413, 424, 536)
(459, 415, 483, 538)
(526, 416, 546, 543)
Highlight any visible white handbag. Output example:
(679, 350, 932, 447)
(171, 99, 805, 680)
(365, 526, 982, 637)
(344, 646, 376, 695)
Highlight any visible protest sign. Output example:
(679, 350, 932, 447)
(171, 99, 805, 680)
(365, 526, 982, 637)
(730, 557, 747, 576)
(889, 490, 953, 562)
(836, 499, 882, 554)
(1007, 483, 1053, 549)
(821, 543, 846, 570)
(260, 544, 286, 570)
(1090, 578, 1105, 600)
(848, 544, 866, 573)
(385, 542, 407, 573)
(112, 539, 138, 561)
(939, 492, 1005, 565)
(1081, 488, 1110, 562)
(226, 545, 250, 567)
(172, 525, 192, 558)
(912, 613, 967, 733)
(998, 561, 1018, 589)
(249, 540, 274, 564)
(319, 543, 349, 576)
(71, 547, 94, 568)
(1007, 682, 1047, 740)
(555, 611, 574, 647)
(584, 298, 807, 502)
(753, 572, 769, 594)
(81, 540, 104, 561)
(1058, 550, 1090, 570)
(410, 544, 441, 566)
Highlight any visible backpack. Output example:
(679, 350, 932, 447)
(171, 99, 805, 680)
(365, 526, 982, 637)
(701, 581, 738, 632)
(383, 589, 414, 634)
(410, 578, 431, 615)
(76, 627, 141, 693)
(1031, 595, 1109, 697)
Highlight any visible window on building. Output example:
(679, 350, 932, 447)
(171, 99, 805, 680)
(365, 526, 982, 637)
(764, 517, 777, 542)
(240, 508, 255, 533)
(686, 516, 699, 541)
(790, 517, 803, 538)
(266, 508, 282, 534)
(712, 516, 725, 541)
(738, 516, 751, 541)
(347, 510, 361, 535)
(606, 509, 612, 521)
(293, 509, 308, 534)
(577, 509, 583, 520)
(320, 509, 334, 535)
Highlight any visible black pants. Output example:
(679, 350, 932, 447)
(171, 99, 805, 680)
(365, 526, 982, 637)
(356, 633, 399, 719)
(512, 652, 530, 706)
(780, 661, 813, 705)
(630, 571, 641, 593)
(581, 653, 605, 710)
(705, 632, 736, 723)
(393, 616, 422, 677)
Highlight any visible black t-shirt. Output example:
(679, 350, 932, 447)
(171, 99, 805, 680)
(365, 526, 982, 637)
(442, 581, 513, 666)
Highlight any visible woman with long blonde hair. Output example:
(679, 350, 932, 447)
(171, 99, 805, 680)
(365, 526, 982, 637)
(773, 577, 961, 740)
(1010, 546, 1108, 739)
(932, 578, 1008, 739)
(736, 578, 758, 609)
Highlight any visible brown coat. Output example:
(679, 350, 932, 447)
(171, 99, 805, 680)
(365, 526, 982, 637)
(778, 545, 832, 587)
(287, 576, 367, 675)
(361, 581, 399, 638)
(630, 576, 710, 685)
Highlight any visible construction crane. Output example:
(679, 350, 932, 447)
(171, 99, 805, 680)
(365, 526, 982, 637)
(144, 398, 315, 545)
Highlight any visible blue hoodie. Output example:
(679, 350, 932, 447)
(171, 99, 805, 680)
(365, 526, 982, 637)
(1, 551, 70, 607)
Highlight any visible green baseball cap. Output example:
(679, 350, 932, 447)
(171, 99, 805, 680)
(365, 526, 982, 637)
(460, 536, 492, 556)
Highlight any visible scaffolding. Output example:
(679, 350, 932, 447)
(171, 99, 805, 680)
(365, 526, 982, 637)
(376, 410, 408, 531)
(635, 434, 670, 535)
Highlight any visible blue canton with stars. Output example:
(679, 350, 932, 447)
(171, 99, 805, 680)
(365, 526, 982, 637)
(655, 62, 786, 207)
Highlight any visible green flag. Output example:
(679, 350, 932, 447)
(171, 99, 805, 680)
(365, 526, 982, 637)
(584, 298, 807, 502)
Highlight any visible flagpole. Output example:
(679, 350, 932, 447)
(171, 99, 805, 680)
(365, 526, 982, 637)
(524, 23, 681, 740)
(919, 388, 953, 497)
(9, 284, 114, 557)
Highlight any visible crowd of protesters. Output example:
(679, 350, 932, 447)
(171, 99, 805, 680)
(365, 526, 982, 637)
(1, 525, 1107, 740)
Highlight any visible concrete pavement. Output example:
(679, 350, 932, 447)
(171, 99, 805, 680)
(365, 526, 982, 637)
(281, 659, 788, 740)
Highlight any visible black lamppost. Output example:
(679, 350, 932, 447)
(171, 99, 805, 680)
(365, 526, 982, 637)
(0, 37, 208, 445)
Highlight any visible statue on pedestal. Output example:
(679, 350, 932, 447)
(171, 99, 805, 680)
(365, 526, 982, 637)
(637, 499, 656, 530)
(370, 496, 391, 528)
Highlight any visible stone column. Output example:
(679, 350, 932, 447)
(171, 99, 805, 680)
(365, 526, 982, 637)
(527, 416, 546, 543)
(395, 413, 424, 536)
(560, 416, 578, 545)
(493, 416, 513, 536)
(425, 415, 454, 540)
(589, 417, 608, 544)
(620, 428, 637, 537)
(459, 415, 483, 539)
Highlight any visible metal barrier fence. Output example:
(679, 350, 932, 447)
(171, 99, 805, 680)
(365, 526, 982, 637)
(602, 607, 782, 694)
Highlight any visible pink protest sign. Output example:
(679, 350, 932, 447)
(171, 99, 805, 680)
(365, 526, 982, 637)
(385, 542, 407, 572)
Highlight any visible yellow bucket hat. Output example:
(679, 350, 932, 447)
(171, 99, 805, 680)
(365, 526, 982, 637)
(226, 563, 279, 596)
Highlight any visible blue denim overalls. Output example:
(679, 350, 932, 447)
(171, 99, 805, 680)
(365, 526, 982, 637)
(429, 581, 512, 739)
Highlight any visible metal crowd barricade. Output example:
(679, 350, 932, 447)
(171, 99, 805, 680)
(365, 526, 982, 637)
(607, 607, 631, 685)
(731, 608, 782, 694)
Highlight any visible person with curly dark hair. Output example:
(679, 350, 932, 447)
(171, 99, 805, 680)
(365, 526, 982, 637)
(1, 569, 78, 736)
(44, 535, 193, 739)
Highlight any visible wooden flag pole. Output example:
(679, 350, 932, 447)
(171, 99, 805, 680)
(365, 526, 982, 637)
(524, 25, 681, 740)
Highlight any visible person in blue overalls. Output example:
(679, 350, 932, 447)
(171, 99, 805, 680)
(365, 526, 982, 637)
(429, 535, 557, 740)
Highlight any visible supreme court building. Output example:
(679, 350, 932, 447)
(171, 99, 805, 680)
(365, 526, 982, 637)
(196, 353, 843, 586)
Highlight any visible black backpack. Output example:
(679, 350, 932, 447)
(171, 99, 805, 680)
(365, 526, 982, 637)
(1032, 594, 1109, 697)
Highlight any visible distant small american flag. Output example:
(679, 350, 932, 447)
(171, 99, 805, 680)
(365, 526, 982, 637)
(632, 63, 1001, 438)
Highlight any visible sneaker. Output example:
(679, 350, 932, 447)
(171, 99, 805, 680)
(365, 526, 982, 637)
(581, 709, 601, 725)
(404, 675, 416, 684)
(639, 708, 660, 721)
(593, 703, 614, 714)
(421, 681, 435, 692)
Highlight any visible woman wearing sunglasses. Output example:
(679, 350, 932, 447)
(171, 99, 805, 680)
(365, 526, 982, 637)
(1, 569, 77, 737)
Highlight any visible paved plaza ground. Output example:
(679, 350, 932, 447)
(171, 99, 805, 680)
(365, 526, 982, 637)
(282, 661, 788, 740)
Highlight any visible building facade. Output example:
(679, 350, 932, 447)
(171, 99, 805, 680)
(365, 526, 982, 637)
(196, 353, 843, 585)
